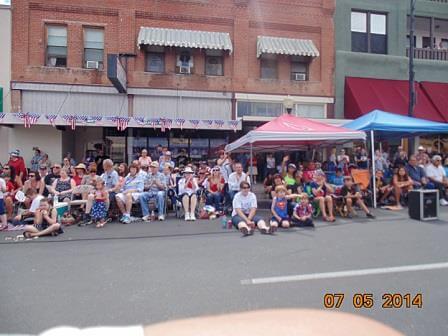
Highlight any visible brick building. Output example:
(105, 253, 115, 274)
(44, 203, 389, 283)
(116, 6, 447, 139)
(5, 0, 335, 164)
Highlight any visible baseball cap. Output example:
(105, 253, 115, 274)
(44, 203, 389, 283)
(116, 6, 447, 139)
(150, 161, 159, 168)
(418, 146, 425, 151)
(165, 151, 172, 156)
(184, 167, 194, 174)
(288, 163, 297, 169)
(9, 150, 20, 157)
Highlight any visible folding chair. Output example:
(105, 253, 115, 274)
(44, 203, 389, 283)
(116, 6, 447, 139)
(351, 169, 373, 207)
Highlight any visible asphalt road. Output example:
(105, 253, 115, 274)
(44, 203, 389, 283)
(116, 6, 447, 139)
(1, 207, 448, 335)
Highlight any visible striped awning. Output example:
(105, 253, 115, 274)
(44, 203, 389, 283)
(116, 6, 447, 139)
(257, 36, 319, 58)
(137, 27, 233, 53)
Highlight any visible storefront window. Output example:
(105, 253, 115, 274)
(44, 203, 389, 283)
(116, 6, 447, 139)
(190, 138, 209, 160)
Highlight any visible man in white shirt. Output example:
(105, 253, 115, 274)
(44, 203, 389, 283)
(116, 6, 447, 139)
(231, 181, 271, 236)
(425, 155, 448, 205)
(227, 162, 250, 200)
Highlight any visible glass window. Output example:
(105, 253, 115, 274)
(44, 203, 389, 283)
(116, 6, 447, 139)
(291, 56, 309, 81)
(237, 101, 283, 117)
(46, 25, 67, 67)
(351, 12, 367, 32)
(441, 39, 448, 49)
(176, 49, 193, 74)
(205, 50, 223, 76)
(146, 52, 165, 73)
(260, 55, 277, 79)
(294, 104, 326, 118)
(370, 14, 386, 35)
(190, 138, 209, 160)
(84, 28, 104, 69)
(351, 11, 387, 54)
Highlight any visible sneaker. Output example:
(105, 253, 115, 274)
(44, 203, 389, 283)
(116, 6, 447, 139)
(366, 212, 376, 219)
(142, 215, 151, 222)
(190, 213, 196, 221)
(269, 225, 277, 234)
(260, 227, 269, 235)
(440, 199, 448, 206)
(185, 212, 191, 221)
(158, 215, 165, 221)
(119, 215, 125, 223)
(122, 215, 131, 224)
(240, 227, 250, 236)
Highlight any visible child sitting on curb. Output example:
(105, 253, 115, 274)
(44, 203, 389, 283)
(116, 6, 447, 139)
(270, 185, 301, 229)
(292, 193, 314, 227)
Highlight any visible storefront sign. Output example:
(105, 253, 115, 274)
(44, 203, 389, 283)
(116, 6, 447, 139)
(107, 54, 127, 93)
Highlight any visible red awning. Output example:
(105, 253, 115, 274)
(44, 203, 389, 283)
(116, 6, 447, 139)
(420, 81, 448, 122)
(345, 77, 447, 122)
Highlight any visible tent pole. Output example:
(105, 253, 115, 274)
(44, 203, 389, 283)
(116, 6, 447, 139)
(370, 130, 377, 209)
(250, 143, 253, 185)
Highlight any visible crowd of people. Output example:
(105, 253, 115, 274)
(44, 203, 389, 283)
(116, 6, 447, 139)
(1, 143, 447, 238)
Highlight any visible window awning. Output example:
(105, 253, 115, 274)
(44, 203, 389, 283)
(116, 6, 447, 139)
(344, 77, 447, 122)
(257, 36, 319, 58)
(137, 27, 233, 54)
(420, 81, 448, 122)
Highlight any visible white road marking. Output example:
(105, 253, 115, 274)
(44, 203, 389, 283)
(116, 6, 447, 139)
(241, 262, 448, 285)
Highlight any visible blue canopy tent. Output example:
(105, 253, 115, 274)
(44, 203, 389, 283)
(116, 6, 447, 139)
(344, 109, 448, 208)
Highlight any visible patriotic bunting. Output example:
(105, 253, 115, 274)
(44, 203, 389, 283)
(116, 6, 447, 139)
(112, 117, 130, 131)
(165, 118, 173, 130)
(214, 120, 225, 129)
(203, 120, 214, 127)
(45, 114, 58, 127)
(175, 118, 186, 130)
(189, 119, 200, 129)
(149, 118, 159, 129)
(0, 113, 6, 123)
(17, 112, 41, 128)
(228, 120, 239, 132)
(134, 117, 146, 126)
(62, 115, 78, 130)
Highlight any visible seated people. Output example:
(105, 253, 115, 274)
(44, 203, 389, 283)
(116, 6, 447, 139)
(292, 193, 314, 227)
(425, 155, 448, 206)
(178, 167, 199, 221)
(232, 181, 272, 236)
(331, 168, 344, 187)
(406, 155, 429, 189)
(73, 163, 87, 186)
(22, 171, 45, 198)
(162, 164, 177, 210)
(2, 172, 18, 220)
(228, 162, 250, 200)
(270, 174, 286, 199)
(374, 170, 393, 206)
(312, 174, 335, 222)
(263, 172, 274, 196)
(139, 161, 167, 222)
(287, 170, 303, 195)
(11, 188, 45, 225)
(115, 163, 144, 224)
(392, 166, 413, 208)
(49, 168, 76, 203)
(341, 177, 375, 218)
(270, 185, 300, 229)
(205, 167, 225, 212)
(0, 175, 7, 230)
(23, 197, 63, 238)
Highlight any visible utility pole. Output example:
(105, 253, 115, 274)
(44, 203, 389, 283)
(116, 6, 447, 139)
(409, 0, 416, 117)
(408, 0, 416, 154)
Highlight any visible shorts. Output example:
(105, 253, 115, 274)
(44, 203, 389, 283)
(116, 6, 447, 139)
(115, 192, 142, 203)
(270, 216, 290, 223)
(232, 214, 264, 229)
(0, 199, 5, 215)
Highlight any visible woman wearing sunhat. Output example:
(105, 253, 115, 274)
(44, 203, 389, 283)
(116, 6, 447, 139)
(73, 163, 87, 186)
(178, 166, 199, 221)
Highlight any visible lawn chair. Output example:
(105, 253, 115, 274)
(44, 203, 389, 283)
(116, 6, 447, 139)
(351, 169, 373, 207)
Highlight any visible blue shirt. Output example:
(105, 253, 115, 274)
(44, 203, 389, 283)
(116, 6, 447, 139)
(405, 164, 425, 184)
(101, 170, 119, 190)
(121, 174, 144, 193)
(273, 197, 288, 219)
(143, 172, 166, 192)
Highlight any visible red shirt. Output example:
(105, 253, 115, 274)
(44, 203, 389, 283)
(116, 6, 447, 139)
(209, 177, 225, 193)
(8, 157, 27, 182)
(73, 175, 83, 186)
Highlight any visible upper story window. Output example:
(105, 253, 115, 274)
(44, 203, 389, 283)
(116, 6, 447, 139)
(260, 54, 277, 79)
(205, 50, 223, 76)
(84, 28, 104, 69)
(291, 56, 309, 81)
(176, 49, 194, 74)
(351, 11, 387, 54)
(145, 46, 165, 73)
(46, 25, 67, 67)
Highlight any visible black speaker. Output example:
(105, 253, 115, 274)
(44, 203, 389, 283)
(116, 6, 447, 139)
(408, 190, 439, 221)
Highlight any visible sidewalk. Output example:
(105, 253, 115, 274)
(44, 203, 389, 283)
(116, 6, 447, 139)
(2, 205, 446, 244)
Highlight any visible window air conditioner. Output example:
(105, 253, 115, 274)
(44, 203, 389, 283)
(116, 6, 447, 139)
(293, 73, 307, 81)
(86, 61, 100, 69)
(179, 66, 191, 74)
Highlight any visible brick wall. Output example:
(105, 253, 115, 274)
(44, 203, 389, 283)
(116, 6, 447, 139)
(12, 0, 335, 98)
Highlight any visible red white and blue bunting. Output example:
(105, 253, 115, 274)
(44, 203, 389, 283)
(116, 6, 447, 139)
(0, 113, 241, 131)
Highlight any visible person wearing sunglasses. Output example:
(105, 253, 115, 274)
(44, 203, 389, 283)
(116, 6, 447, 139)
(43, 164, 62, 197)
(205, 166, 225, 213)
(231, 181, 273, 236)
(425, 155, 448, 205)
(22, 171, 45, 205)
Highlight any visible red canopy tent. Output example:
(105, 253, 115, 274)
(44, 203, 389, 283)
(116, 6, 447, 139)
(225, 114, 366, 153)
